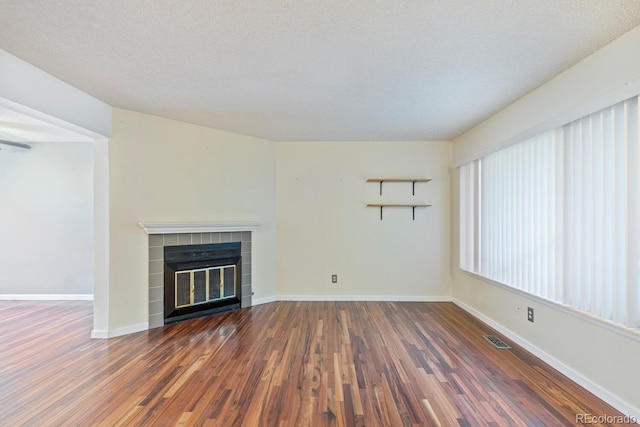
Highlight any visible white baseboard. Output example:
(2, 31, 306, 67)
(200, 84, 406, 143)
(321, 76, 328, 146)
(276, 294, 452, 302)
(91, 322, 148, 339)
(90, 329, 109, 339)
(452, 298, 640, 422)
(0, 294, 94, 301)
(252, 295, 277, 306)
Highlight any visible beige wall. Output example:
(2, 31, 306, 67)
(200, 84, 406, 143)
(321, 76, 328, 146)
(108, 108, 277, 331)
(451, 25, 640, 415)
(276, 140, 451, 298)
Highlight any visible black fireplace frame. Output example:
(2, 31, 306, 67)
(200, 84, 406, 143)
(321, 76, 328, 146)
(163, 242, 241, 324)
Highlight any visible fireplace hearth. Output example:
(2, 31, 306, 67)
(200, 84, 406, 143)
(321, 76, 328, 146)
(163, 242, 241, 324)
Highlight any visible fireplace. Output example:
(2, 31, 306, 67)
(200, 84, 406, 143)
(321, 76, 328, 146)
(163, 242, 242, 324)
(140, 222, 258, 329)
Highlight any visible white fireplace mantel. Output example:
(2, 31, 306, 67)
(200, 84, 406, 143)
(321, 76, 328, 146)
(139, 221, 260, 234)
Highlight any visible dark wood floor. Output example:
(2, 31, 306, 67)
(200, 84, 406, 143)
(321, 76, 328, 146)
(0, 300, 625, 426)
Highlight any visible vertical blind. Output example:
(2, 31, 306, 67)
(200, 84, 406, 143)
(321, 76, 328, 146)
(459, 96, 640, 331)
(459, 159, 479, 273)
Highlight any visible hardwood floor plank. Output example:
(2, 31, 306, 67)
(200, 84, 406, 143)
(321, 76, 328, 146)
(0, 300, 628, 426)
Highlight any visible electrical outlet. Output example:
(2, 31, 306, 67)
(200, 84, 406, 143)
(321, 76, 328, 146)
(331, 274, 338, 283)
(527, 307, 534, 323)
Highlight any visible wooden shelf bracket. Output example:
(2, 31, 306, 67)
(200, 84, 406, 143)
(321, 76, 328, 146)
(366, 178, 431, 195)
(366, 204, 432, 220)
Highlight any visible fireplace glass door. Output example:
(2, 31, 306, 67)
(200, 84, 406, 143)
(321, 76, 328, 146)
(175, 265, 237, 309)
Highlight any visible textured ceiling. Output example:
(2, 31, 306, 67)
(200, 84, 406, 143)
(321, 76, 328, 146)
(2, 1, 640, 141)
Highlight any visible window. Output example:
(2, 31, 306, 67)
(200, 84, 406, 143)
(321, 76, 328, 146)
(460, 96, 640, 331)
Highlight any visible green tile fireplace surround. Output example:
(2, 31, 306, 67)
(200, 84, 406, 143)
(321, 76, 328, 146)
(139, 222, 260, 329)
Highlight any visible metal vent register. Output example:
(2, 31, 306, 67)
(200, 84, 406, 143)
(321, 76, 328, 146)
(483, 335, 511, 349)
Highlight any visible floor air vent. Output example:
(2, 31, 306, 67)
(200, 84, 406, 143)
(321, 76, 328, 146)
(483, 335, 511, 349)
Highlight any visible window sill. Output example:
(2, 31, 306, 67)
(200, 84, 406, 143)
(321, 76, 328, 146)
(457, 268, 640, 342)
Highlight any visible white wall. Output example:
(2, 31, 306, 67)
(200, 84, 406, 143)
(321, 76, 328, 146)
(276, 141, 451, 299)
(107, 108, 277, 332)
(452, 25, 640, 415)
(1, 48, 112, 338)
(0, 141, 93, 295)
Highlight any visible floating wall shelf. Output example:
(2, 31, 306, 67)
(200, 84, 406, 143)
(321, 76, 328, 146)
(366, 178, 432, 220)
(366, 178, 432, 195)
